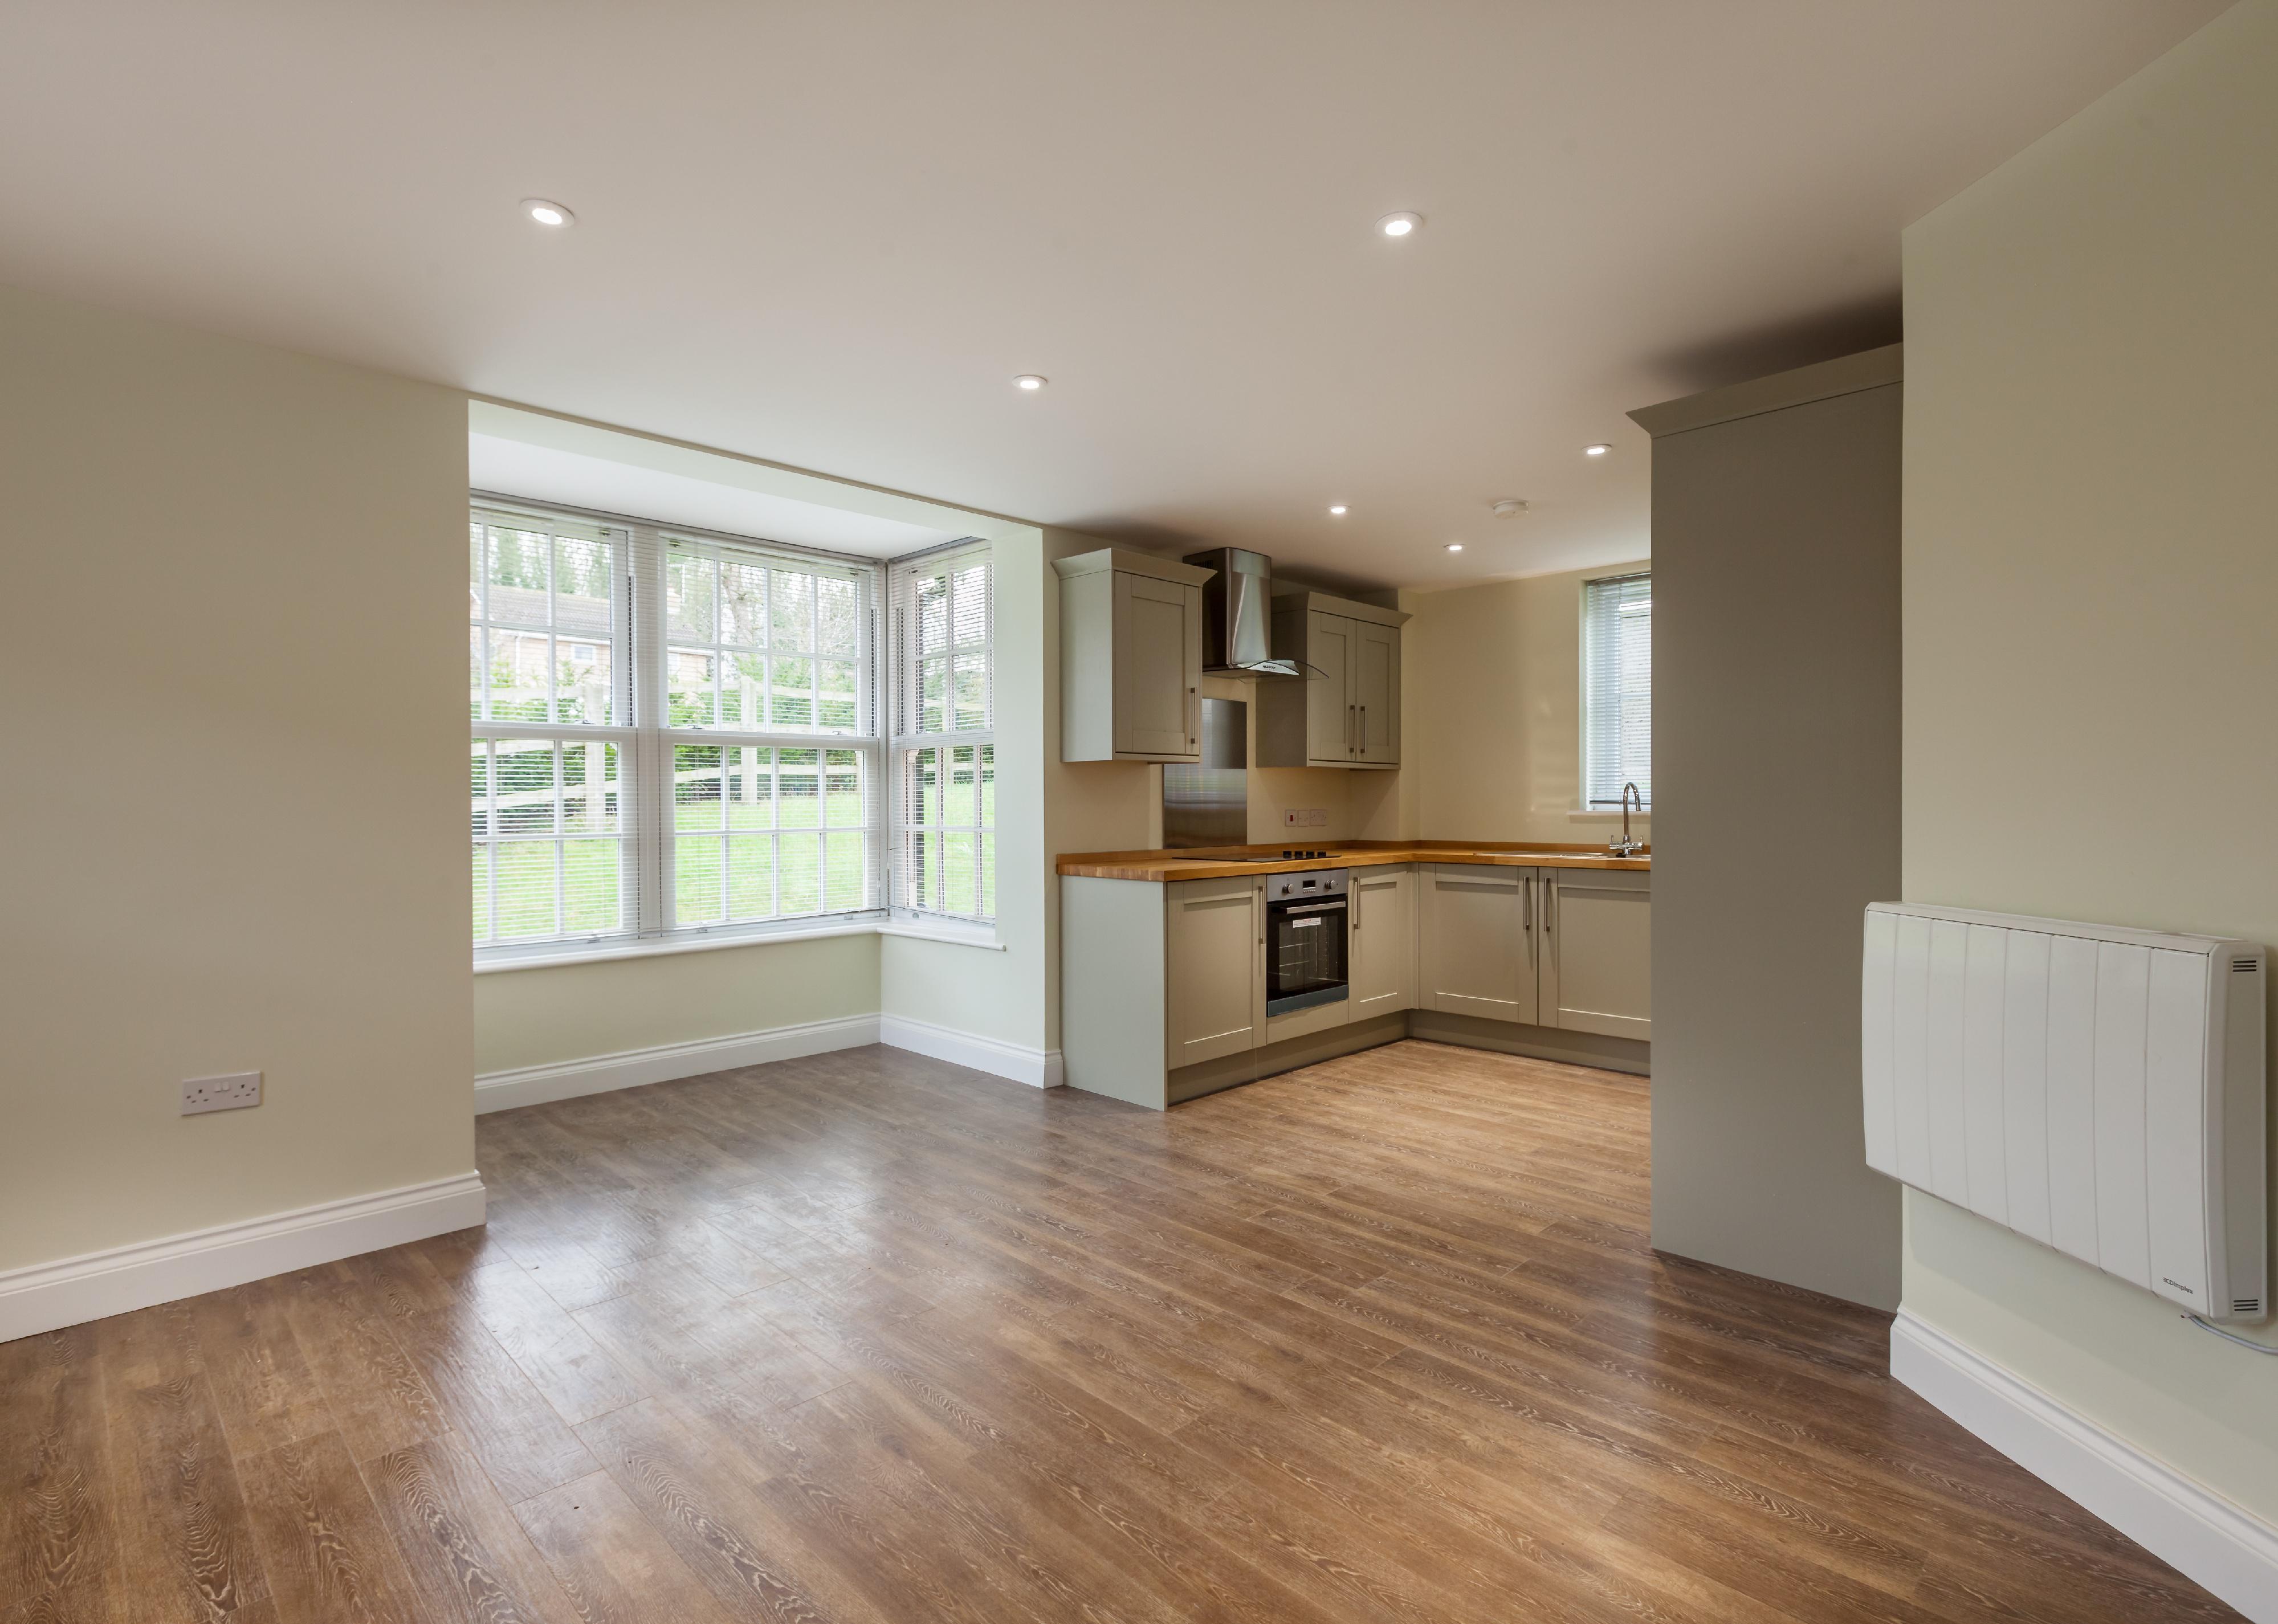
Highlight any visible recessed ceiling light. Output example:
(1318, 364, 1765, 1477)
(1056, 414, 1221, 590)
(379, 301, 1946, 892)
(1445, 542, 1464, 553)
(1585, 443, 1611, 457)
(1013, 374, 1047, 391)
(1327, 504, 1348, 516)
(523, 198, 574, 228)
(1378, 211, 1423, 238)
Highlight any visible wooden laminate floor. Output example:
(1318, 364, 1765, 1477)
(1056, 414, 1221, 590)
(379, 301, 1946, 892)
(5, 1041, 2239, 1623)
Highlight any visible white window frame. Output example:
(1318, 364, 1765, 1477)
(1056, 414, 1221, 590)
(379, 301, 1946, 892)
(889, 540, 996, 925)
(470, 507, 641, 953)
(1580, 570, 1652, 811)
(647, 525, 885, 938)
(472, 496, 891, 964)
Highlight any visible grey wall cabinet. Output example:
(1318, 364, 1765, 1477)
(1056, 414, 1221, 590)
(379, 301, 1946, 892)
(1257, 593, 1408, 768)
(1164, 875, 1266, 1066)
(1348, 864, 1416, 1019)
(1055, 549, 1215, 762)
(1420, 864, 1539, 1023)
(1541, 868, 1651, 1040)
(1352, 619, 1400, 765)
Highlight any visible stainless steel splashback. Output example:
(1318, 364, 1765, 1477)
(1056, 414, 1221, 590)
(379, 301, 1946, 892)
(1163, 696, 1248, 848)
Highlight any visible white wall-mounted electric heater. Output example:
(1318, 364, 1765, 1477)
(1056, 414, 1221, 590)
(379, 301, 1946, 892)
(1863, 902, 2267, 1321)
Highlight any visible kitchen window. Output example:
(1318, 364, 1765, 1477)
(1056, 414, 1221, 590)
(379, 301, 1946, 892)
(890, 543, 995, 923)
(471, 500, 886, 957)
(1581, 571, 1651, 809)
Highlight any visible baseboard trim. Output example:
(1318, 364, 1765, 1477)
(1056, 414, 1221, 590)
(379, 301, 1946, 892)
(475, 1014, 882, 1113)
(1404, 1010, 1652, 1076)
(0, 1172, 487, 1344)
(1891, 1308, 2278, 1623)
(881, 1014, 1063, 1088)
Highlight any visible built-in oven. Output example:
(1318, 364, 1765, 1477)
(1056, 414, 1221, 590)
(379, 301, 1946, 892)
(1265, 868, 1348, 1017)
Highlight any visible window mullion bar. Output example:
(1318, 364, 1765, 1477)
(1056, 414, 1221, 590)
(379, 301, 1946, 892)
(551, 741, 565, 937)
(634, 525, 671, 937)
(484, 741, 499, 944)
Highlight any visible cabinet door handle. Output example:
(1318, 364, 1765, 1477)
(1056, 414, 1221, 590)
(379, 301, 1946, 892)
(1188, 685, 1198, 747)
(1359, 705, 1367, 754)
(1525, 875, 1536, 967)
(1348, 703, 1357, 753)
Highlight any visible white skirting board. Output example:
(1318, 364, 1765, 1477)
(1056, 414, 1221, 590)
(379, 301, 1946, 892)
(1891, 1308, 2278, 1623)
(879, 1014, 1065, 1090)
(475, 1012, 1063, 1114)
(0, 1172, 486, 1344)
(475, 1014, 884, 1112)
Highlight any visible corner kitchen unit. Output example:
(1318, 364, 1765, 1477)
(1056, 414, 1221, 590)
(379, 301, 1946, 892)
(1060, 842, 1651, 1108)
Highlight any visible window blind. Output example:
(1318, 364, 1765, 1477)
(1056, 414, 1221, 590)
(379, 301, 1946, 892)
(890, 542, 995, 921)
(1582, 571, 1651, 809)
(471, 499, 887, 956)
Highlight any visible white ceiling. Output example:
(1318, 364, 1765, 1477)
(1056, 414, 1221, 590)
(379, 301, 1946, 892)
(0, 2, 2226, 589)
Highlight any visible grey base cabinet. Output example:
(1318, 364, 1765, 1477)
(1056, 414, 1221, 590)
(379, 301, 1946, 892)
(1348, 865, 1416, 1019)
(1421, 863, 1651, 1041)
(1059, 862, 1647, 1112)
(1420, 865, 1539, 1023)
(1542, 868, 1652, 1040)
(1164, 875, 1266, 1065)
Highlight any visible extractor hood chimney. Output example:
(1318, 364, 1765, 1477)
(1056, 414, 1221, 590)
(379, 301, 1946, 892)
(1185, 547, 1303, 676)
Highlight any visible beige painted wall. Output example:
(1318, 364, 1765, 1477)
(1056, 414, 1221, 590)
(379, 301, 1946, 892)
(1400, 561, 1653, 844)
(880, 527, 1049, 1051)
(1902, 0, 2278, 1524)
(475, 933, 881, 1074)
(1, 283, 474, 1272)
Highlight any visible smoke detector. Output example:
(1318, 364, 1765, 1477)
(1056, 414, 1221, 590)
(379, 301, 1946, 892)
(1490, 499, 1529, 518)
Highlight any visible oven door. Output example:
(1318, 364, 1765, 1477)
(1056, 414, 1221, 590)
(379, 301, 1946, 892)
(1266, 896, 1348, 1015)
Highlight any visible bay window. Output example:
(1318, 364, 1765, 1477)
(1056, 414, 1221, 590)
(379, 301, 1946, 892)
(471, 498, 993, 958)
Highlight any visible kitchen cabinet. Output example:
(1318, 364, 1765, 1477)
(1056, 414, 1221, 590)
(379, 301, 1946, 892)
(1541, 867, 1652, 1040)
(1257, 593, 1408, 769)
(1352, 619, 1400, 765)
(1164, 874, 1266, 1066)
(1054, 549, 1215, 762)
(1420, 864, 1539, 1023)
(1348, 864, 1415, 1019)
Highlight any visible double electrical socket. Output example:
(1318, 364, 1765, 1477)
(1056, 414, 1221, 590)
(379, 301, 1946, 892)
(1282, 807, 1329, 828)
(182, 1071, 262, 1116)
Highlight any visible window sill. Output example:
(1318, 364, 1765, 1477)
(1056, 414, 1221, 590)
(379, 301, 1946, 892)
(1566, 808, 1652, 824)
(472, 913, 1004, 973)
(877, 918, 1005, 951)
(475, 919, 886, 974)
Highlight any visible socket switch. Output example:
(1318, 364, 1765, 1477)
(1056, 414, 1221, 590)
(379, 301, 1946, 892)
(182, 1071, 262, 1116)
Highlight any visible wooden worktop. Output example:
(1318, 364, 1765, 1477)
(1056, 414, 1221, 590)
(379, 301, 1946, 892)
(1056, 839, 1651, 881)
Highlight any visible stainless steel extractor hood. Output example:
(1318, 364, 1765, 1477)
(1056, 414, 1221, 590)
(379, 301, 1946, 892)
(1184, 546, 1305, 676)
